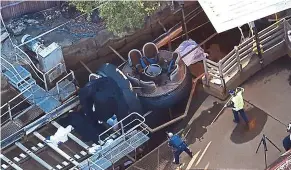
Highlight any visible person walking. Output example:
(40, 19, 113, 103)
(167, 132, 193, 165)
(228, 87, 249, 128)
(283, 122, 291, 151)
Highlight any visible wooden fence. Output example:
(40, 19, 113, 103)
(203, 19, 288, 89)
(1, 1, 58, 20)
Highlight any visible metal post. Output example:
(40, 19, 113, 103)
(120, 122, 125, 141)
(250, 21, 263, 65)
(43, 74, 48, 91)
(234, 46, 242, 72)
(218, 60, 226, 90)
(180, 1, 189, 40)
(7, 102, 12, 120)
(203, 59, 209, 86)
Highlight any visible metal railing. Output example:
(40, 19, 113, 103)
(1, 56, 29, 85)
(14, 45, 49, 91)
(203, 19, 287, 90)
(73, 112, 149, 170)
(14, 45, 73, 92)
(0, 86, 34, 126)
(56, 70, 75, 100)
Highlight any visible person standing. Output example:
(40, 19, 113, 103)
(283, 123, 291, 151)
(167, 132, 193, 165)
(228, 87, 249, 127)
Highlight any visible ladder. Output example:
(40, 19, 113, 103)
(0, 112, 150, 170)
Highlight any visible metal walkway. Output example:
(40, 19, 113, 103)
(0, 113, 150, 170)
(202, 19, 291, 99)
(1, 46, 77, 149)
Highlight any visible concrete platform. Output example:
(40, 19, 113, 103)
(129, 55, 291, 170)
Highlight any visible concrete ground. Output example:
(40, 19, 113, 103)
(179, 56, 291, 170)
(130, 56, 291, 170)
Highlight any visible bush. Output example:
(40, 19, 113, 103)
(70, 1, 160, 36)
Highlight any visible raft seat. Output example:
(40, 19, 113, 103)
(142, 42, 159, 65)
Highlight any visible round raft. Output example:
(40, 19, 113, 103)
(120, 42, 191, 109)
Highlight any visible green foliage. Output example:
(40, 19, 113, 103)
(70, 1, 160, 36)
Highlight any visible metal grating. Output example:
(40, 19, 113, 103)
(1, 121, 21, 139)
(15, 105, 44, 126)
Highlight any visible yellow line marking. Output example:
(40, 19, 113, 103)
(204, 162, 210, 170)
(195, 141, 212, 166)
(186, 150, 201, 170)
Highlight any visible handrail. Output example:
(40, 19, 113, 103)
(56, 70, 75, 96)
(98, 112, 145, 143)
(1, 56, 23, 83)
(1, 56, 33, 89)
(1, 86, 34, 125)
(204, 19, 286, 87)
(15, 53, 45, 84)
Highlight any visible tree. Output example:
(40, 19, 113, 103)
(70, 1, 160, 36)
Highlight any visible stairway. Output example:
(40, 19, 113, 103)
(1, 60, 61, 114)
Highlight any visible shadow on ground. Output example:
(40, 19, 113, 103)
(186, 101, 224, 145)
(230, 106, 268, 144)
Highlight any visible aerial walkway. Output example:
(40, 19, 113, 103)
(202, 19, 291, 100)
(1, 45, 78, 148)
(0, 112, 149, 170)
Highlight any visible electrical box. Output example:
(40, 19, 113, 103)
(38, 42, 64, 72)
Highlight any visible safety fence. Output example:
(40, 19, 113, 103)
(127, 139, 177, 170)
(1, 1, 58, 20)
(203, 19, 288, 91)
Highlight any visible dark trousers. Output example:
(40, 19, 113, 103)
(174, 143, 192, 164)
(283, 135, 291, 151)
(232, 109, 249, 123)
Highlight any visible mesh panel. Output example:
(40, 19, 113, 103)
(128, 140, 179, 170)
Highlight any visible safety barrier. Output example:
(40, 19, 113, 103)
(74, 112, 150, 170)
(203, 19, 288, 93)
(0, 87, 34, 126)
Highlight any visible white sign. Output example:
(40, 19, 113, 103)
(198, 0, 291, 33)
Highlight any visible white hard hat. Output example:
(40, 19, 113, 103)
(167, 132, 173, 138)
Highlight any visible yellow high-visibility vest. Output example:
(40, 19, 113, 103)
(231, 91, 244, 111)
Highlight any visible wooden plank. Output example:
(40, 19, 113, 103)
(156, 27, 183, 49)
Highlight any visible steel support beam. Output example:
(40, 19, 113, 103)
(0, 154, 23, 170)
(51, 121, 90, 150)
(33, 132, 79, 166)
(15, 142, 56, 170)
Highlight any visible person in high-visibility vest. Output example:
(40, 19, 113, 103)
(227, 87, 249, 127)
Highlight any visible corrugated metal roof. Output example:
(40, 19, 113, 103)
(198, 0, 291, 33)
